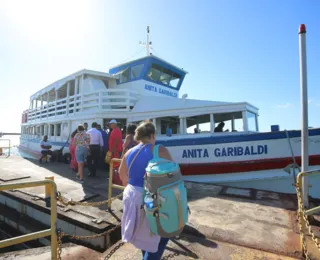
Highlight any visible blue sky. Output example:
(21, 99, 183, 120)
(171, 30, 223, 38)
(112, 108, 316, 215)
(0, 0, 320, 133)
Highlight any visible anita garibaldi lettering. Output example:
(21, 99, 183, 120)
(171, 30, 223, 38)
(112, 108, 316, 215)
(144, 84, 178, 98)
(182, 145, 268, 158)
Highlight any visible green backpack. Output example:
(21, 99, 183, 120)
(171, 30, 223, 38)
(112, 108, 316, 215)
(143, 144, 189, 238)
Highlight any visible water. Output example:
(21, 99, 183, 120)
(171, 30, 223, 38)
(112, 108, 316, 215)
(0, 135, 35, 158)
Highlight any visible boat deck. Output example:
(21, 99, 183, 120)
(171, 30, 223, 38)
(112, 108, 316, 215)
(0, 155, 320, 259)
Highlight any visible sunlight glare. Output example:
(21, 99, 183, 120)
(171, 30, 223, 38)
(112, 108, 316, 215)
(3, 0, 88, 43)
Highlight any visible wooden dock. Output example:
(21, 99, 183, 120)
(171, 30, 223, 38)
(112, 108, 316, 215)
(1, 155, 320, 259)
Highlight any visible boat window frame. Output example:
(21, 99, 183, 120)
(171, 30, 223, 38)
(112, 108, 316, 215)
(144, 62, 183, 91)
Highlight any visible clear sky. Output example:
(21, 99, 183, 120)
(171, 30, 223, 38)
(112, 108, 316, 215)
(0, 0, 320, 133)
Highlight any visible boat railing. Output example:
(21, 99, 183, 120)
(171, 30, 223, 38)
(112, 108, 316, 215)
(25, 89, 139, 122)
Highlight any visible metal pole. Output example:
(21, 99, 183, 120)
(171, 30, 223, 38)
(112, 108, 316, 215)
(108, 160, 114, 209)
(146, 26, 150, 56)
(50, 180, 58, 260)
(299, 24, 309, 208)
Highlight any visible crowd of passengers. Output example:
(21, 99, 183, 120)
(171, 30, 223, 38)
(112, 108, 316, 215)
(39, 119, 137, 184)
(38, 120, 233, 181)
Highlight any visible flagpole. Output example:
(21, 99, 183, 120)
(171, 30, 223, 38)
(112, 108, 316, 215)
(299, 24, 309, 208)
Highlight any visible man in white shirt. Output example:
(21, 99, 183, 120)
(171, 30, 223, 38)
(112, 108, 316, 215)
(86, 122, 104, 177)
(39, 135, 53, 164)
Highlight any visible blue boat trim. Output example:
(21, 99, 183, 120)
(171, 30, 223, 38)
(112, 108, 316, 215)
(20, 128, 320, 148)
(157, 128, 320, 147)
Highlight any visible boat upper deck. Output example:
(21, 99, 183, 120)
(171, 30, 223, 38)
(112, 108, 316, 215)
(21, 55, 260, 139)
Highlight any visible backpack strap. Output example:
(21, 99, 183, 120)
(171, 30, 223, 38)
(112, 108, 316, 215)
(153, 144, 160, 159)
(127, 144, 146, 173)
(173, 186, 184, 229)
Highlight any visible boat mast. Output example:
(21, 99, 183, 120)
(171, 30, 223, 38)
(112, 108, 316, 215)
(140, 26, 152, 56)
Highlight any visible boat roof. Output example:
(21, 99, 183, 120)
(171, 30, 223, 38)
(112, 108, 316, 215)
(109, 55, 188, 74)
(128, 96, 259, 122)
(30, 69, 117, 101)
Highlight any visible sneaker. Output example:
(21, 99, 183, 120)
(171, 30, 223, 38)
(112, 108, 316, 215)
(77, 179, 84, 184)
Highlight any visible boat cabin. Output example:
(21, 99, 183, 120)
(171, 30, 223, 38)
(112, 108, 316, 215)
(109, 55, 186, 98)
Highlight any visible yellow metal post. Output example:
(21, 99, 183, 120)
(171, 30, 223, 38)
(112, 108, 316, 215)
(50, 180, 58, 260)
(108, 158, 124, 209)
(45, 176, 54, 198)
(108, 159, 114, 209)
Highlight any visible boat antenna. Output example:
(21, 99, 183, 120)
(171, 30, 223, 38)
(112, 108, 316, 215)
(139, 26, 153, 56)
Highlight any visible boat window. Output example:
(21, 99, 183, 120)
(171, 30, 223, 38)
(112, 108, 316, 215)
(158, 116, 180, 135)
(57, 84, 67, 100)
(147, 63, 181, 88)
(186, 114, 211, 134)
(41, 125, 44, 136)
(247, 111, 257, 131)
(169, 72, 181, 88)
(120, 68, 130, 83)
(41, 93, 48, 108)
(69, 80, 75, 96)
(214, 112, 243, 132)
(50, 125, 54, 137)
(148, 64, 162, 82)
(56, 124, 61, 137)
(159, 68, 172, 85)
(131, 64, 144, 80)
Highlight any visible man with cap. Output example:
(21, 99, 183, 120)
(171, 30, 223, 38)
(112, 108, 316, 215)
(108, 119, 123, 167)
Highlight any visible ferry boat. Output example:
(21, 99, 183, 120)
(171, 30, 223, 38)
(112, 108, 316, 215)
(19, 28, 320, 193)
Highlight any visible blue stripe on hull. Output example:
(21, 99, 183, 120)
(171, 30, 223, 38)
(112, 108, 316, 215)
(20, 128, 320, 147)
(159, 128, 320, 147)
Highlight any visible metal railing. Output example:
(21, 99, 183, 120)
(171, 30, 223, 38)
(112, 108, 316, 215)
(0, 179, 58, 259)
(26, 89, 139, 122)
(295, 169, 320, 259)
(0, 139, 11, 158)
(108, 158, 125, 208)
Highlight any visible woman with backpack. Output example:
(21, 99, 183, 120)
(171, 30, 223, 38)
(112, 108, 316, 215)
(119, 121, 173, 259)
(122, 123, 137, 155)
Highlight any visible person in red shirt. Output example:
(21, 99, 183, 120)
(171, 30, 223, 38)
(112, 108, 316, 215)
(108, 119, 123, 167)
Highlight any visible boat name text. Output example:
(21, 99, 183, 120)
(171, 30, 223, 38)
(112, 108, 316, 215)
(145, 84, 178, 98)
(182, 145, 268, 158)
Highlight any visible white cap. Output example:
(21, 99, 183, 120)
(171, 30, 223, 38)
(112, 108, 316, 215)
(109, 119, 118, 124)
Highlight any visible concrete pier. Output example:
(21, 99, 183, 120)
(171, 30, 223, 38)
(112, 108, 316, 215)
(1, 155, 320, 259)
